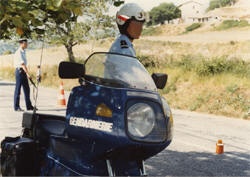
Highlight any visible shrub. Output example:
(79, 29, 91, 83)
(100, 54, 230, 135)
(195, 57, 250, 77)
(195, 58, 230, 76)
(142, 26, 162, 36)
(208, 0, 236, 11)
(137, 54, 159, 68)
(174, 55, 195, 71)
(167, 55, 250, 78)
(185, 23, 201, 32)
(208, 0, 220, 11)
(2, 50, 12, 55)
(216, 20, 249, 30)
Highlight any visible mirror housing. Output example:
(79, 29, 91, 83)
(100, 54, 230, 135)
(58, 62, 85, 79)
(151, 73, 168, 89)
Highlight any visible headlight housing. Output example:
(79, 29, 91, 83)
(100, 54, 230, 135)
(161, 97, 173, 141)
(127, 103, 155, 138)
(126, 100, 167, 143)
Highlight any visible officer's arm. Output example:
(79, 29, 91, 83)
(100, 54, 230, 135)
(21, 64, 30, 78)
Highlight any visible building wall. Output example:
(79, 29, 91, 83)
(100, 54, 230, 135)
(179, 1, 207, 23)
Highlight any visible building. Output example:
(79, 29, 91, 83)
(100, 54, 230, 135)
(178, 0, 211, 23)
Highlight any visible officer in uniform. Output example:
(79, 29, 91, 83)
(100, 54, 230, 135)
(14, 38, 34, 111)
(105, 3, 146, 79)
(109, 3, 146, 56)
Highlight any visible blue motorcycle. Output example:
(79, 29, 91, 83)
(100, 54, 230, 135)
(1, 52, 173, 176)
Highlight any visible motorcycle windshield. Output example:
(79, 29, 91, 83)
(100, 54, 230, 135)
(84, 52, 157, 92)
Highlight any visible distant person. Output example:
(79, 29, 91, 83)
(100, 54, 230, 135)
(109, 3, 146, 56)
(13, 38, 34, 111)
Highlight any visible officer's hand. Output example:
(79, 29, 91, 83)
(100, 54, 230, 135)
(26, 73, 31, 79)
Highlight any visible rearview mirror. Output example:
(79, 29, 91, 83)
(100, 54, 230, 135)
(58, 62, 85, 79)
(151, 73, 168, 89)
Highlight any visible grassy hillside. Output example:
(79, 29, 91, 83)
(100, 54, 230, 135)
(0, 23, 249, 119)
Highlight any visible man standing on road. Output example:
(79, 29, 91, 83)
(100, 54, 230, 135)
(13, 38, 34, 111)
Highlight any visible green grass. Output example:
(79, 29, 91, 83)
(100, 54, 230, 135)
(207, 0, 236, 11)
(147, 55, 250, 119)
(185, 23, 202, 32)
(215, 20, 250, 30)
(142, 26, 162, 36)
(1, 54, 249, 119)
(161, 69, 249, 119)
(167, 55, 250, 78)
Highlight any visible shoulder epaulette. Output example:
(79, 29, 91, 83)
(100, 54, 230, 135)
(120, 40, 128, 49)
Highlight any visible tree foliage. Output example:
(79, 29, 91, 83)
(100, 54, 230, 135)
(46, 0, 115, 62)
(0, 0, 119, 62)
(0, 0, 45, 38)
(148, 3, 181, 26)
(0, 0, 87, 62)
(208, 0, 236, 11)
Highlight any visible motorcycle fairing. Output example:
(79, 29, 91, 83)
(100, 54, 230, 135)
(42, 81, 171, 175)
(42, 52, 173, 176)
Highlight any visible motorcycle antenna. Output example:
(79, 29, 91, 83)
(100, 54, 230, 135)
(32, 28, 46, 114)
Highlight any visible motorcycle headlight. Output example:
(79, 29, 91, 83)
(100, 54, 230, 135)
(127, 103, 155, 138)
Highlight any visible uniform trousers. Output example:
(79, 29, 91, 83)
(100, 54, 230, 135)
(14, 68, 33, 110)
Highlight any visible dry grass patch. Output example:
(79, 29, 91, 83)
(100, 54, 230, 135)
(159, 66, 250, 119)
(1, 35, 250, 119)
(135, 39, 250, 62)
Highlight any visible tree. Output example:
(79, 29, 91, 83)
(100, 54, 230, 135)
(44, 1, 84, 62)
(0, 0, 47, 39)
(208, 0, 236, 11)
(45, 0, 115, 62)
(0, 0, 85, 62)
(0, 0, 119, 62)
(148, 3, 181, 25)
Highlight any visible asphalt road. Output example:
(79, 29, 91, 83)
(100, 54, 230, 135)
(0, 80, 249, 176)
(146, 109, 250, 176)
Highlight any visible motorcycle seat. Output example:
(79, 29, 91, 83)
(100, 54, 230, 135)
(22, 112, 66, 145)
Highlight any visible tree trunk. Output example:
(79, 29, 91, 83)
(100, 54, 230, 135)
(65, 43, 75, 63)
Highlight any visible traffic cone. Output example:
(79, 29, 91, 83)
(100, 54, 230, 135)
(57, 81, 66, 106)
(216, 139, 224, 154)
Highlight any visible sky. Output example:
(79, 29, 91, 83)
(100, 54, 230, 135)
(109, 0, 210, 16)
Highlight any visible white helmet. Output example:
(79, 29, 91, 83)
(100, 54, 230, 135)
(116, 3, 146, 26)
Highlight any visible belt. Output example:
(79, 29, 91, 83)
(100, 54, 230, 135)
(16, 67, 25, 73)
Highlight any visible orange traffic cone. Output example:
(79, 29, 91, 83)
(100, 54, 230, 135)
(58, 81, 66, 106)
(216, 139, 224, 154)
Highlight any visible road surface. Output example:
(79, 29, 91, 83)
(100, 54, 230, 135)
(0, 80, 249, 176)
